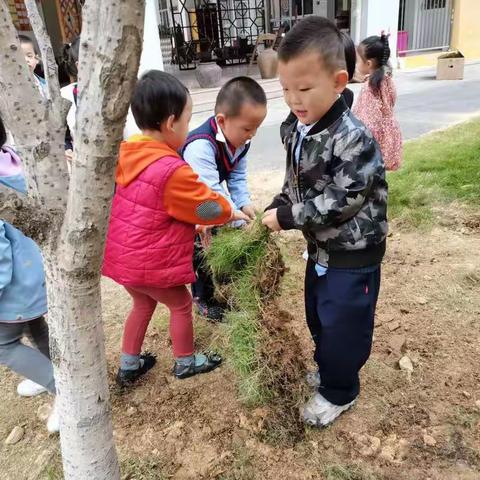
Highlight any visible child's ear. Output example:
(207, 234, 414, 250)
(334, 69, 349, 94)
(215, 113, 227, 130)
(165, 114, 176, 132)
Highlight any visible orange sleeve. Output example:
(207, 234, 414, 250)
(164, 165, 233, 225)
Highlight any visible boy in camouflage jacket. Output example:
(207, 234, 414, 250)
(263, 17, 388, 427)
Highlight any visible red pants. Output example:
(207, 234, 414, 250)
(122, 285, 194, 358)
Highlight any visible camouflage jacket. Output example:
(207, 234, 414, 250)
(268, 97, 388, 268)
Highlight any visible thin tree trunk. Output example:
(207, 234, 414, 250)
(50, 1, 145, 477)
(0, 0, 145, 478)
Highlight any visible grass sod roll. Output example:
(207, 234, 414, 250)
(204, 218, 307, 443)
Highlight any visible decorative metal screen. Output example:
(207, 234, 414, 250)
(170, 0, 265, 70)
(57, 0, 82, 42)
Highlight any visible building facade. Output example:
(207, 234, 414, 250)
(9, 0, 480, 78)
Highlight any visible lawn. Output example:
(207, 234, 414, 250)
(388, 117, 480, 227)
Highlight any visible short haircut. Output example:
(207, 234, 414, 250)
(278, 16, 346, 72)
(215, 76, 267, 117)
(0, 113, 6, 147)
(341, 32, 356, 81)
(62, 36, 80, 78)
(18, 34, 37, 52)
(131, 70, 189, 131)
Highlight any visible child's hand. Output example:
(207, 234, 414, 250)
(241, 204, 256, 220)
(65, 149, 73, 162)
(232, 210, 251, 223)
(197, 225, 213, 248)
(262, 209, 282, 232)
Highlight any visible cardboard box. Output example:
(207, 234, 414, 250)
(436, 51, 465, 80)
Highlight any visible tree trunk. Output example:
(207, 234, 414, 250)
(0, 1, 145, 478)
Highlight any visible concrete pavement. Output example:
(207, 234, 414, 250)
(191, 62, 480, 172)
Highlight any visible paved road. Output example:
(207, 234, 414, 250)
(245, 62, 480, 172)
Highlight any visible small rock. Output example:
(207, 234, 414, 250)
(350, 433, 381, 457)
(388, 334, 407, 354)
(462, 391, 471, 399)
(388, 321, 401, 332)
(379, 444, 396, 463)
(5, 426, 24, 445)
(475, 400, 480, 409)
(163, 420, 184, 439)
(423, 434, 437, 447)
(379, 434, 408, 463)
(416, 297, 428, 305)
(126, 406, 137, 417)
(37, 403, 52, 422)
(399, 355, 414, 373)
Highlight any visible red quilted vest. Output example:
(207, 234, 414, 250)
(102, 152, 195, 288)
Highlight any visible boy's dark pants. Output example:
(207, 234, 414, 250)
(192, 233, 216, 304)
(305, 259, 381, 406)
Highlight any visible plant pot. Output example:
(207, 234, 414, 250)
(257, 48, 278, 79)
(195, 62, 222, 88)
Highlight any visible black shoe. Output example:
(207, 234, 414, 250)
(194, 300, 225, 322)
(116, 352, 157, 388)
(174, 352, 222, 380)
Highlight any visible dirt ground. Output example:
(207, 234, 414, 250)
(1, 172, 479, 480)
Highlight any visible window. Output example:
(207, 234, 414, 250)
(423, 0, 446, 9)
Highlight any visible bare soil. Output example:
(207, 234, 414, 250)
(1, 172, 479, 479)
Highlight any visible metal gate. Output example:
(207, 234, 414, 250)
(158, 0, 175, 72)
(170, 0, 265, 70)
(398, 0, 453, 55)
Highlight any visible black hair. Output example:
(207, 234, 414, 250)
(215, 76, 267, 116)
(61, 36, 80, 79)
(131, 70, 189, 131)
(0, 113, 6, 147)
(18, 34, 38, 54)
(278, 16, 346, 72)
(359, 33, 391, 93)
(341, 32, 356, 81)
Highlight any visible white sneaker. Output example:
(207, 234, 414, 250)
(17, 379, 48, 397)
(46, 399, 59, 434)
(301, 392, 356, 427)
(305, 370, 321, 389)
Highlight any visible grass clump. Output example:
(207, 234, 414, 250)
(205, 220, 284, 405)
(323, 463, 380, 480)
(388, 117, 480, 227)
(121, 458, 166, 479)
(205, 218, 306, 442)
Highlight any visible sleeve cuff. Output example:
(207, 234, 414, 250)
(276, 205, 296, 230)
(234, 198, 251, 210)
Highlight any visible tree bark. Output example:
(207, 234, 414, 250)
(0, 0, 145, 478)
(50, 2, 145, 478)
(0, 1, 68, 213)
(24, 0, 63, 108)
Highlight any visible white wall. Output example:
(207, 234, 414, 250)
(360, 0, 400, 65)
(124, 0, 164, 137)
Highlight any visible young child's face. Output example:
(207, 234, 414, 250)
(217, 103, 267, 149)
(21, 41, 39, 74)
(356, 47, 372, 77)
(164, 95, 193, 150)
(279, 52, 348, 126)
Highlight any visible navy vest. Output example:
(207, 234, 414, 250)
(182, 117, 250, 184)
